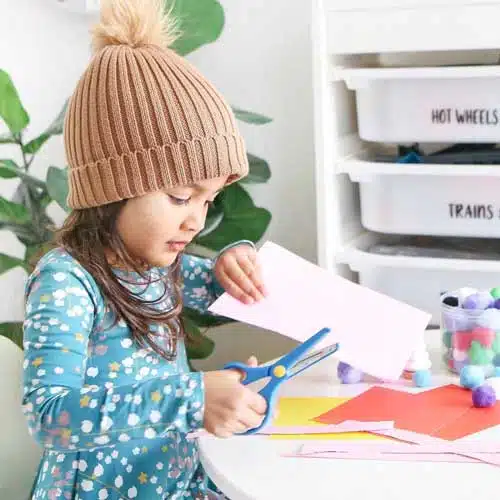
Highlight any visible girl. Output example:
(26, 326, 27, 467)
(22, 0, 268, 498)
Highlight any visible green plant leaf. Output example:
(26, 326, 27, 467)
(25, 241, 53, 271)
(23, 99, 68, 155)
(0, 159, 46, 188)
(241, 153, 271, 183)
(182, 314, 215, 360)
(44, 99, 69, 136)
(1, 222, 39, 246)
(198, 200, 223, 237)
(183, 306, 235, 328)
(0, 253, 28, 274)
(46, 166, 69, 212)
(220, 182, 254, 212)
(196, 207, 271, 250)
(169, 0, 224, 55)
(0, 322, 23, 349)
(23, 133, 50, 155)
(195, 183, 271, 250)
(232, 107, 272, 125)
(0, 159, 18, 179)
(0, 196, 30, 224)
(25, 244, 41, 268)
(16, 182, 55, 243)
(0, 69, 29, 134)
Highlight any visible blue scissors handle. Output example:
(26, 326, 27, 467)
(223, 362, 270, 385)
(223, 361, 287, 435)
(222, 327, 335, 436)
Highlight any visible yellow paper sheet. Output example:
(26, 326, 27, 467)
(271, 397, 386, 441)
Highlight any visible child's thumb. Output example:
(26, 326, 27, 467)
(246, 355, 258, 367)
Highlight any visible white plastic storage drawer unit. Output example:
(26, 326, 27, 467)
(324, 1, 500, 56)
(340, 65, 500, 143)
(338, 233, 500, 325)
(344, 162, 500, 238)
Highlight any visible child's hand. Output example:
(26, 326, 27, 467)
(214, 244, 267, 304)
(203, 356, 267, 438)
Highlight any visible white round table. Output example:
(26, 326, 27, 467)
(199, 329, 500, 500)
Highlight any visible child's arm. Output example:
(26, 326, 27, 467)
(180, 240, 255, 312)
(22, 260, 204, 452)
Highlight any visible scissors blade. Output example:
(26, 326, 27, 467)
(287, 342, 339, 378)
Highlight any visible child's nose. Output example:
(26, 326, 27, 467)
(182, 209, 206, 233)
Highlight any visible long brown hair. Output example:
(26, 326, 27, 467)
(55, 201, 186, 360)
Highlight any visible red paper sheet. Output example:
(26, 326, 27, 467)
(402, 384, 471, 435)
(313, 384, 500, 439)
(419, 385, 500, 440)
(313, 387, 414, 426)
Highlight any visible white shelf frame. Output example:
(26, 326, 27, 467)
(312, 0, 500, 275)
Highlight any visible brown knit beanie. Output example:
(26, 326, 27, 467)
(64, 0, 249, 209)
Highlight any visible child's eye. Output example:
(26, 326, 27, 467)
(169, 195, 191, 206)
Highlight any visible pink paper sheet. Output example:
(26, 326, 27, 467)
(257, 420, 394, 435)
(285, 451, 497, 464)
(187, 420, 395, 439)
(289, 427, 500, 467)
(208, 241, 431, 381)
(298, 440, 500, 455)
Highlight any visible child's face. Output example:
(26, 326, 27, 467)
(116, 176, 228, 267)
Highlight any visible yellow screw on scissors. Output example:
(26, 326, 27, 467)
(224, 327, 339, 435)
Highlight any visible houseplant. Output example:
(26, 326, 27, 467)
(0, 0, 272, 359)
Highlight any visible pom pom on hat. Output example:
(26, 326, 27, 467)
(91, 0, 179, 52)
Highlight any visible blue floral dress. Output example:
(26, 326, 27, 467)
(22, 247, 227, 499)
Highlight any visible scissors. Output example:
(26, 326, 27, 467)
(223, 327, 339, 435)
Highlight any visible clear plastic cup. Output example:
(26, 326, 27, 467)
(441, 295, 500, 376)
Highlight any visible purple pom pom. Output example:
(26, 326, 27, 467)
(472, 384, 496, 408)
(337, 361, 351, 379)
(340, 367, 363, 384)
(463, 292, 493, 310)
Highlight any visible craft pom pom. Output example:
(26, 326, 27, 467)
(459, 365, 485, 389)
(337, 361, 352, 380)
(472, 384, 496, 408)
(412, 370, 432, 388)
(338, 363, 363, 384)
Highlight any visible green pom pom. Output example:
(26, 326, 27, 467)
(468, 340, 494, 365)
(491, 287, 500, 299)
(442, 330, 452, 349)
(493, 333, 500, 354)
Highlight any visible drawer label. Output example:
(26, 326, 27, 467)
(448, 203, 496, 219)
(432, 108, 500, 126)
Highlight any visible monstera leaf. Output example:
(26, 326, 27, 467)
(169, 0, 224, 55)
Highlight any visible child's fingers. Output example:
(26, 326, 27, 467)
(237, 255, 266, 299)
(217, 269, 254, 304)
(224, 261, 261, 303)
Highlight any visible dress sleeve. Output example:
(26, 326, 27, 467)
(22, 257, 205, 453)
(180, 254, 224, 313)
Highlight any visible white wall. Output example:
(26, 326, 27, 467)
(0, 0, 315, 364)
(0, 0, 92, 322)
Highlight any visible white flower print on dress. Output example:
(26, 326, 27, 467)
(22, 248, 225, 499)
